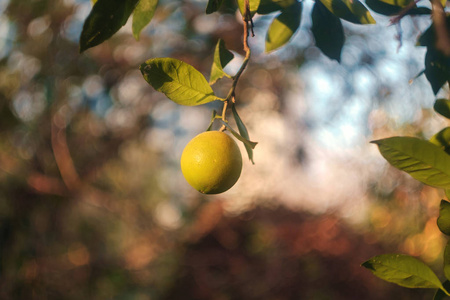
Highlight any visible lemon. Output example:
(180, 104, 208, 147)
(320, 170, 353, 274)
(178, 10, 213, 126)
(181, 131, 242, 194)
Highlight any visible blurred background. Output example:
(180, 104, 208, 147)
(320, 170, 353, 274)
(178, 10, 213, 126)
(1, 0, 449, 299)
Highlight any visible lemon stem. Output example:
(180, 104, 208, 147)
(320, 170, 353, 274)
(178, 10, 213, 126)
(219, 0, 253, 131)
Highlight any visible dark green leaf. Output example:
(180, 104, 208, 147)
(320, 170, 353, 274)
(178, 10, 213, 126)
(257, 0, 295, 14)
(377, 0, 413, 6)
(418, 17, 450, 94)
(210, 39, 234, 85)
(424, 48, 450, 95)
(434, 280, 450, 300)
(265, 2, 302, 52)
(206, 0, 224, 14)
(238, 0, 261, 16)
(362, 254, 445, 290)
(445, 240, 450, 281)
(311, 0, 344, 62)
(220, 120, 258, 150)
(365, 0, 405, 16)
(404, 7, 432, 15)
(80, 0, 139, 53)
(140, 58, 218, 106)
(434, 99, 450, 119)
(372, 137, 450, 188)
(132, 0, 158, 40)
(318, 0, 376, 24)
(438, 200, 450, 236)
(232, 104, 255, 164)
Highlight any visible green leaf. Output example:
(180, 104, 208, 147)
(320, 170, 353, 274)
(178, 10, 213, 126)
(257, 0, 295, 14)
(430, 127, 450, 155)
(232, 104, 255, 164)
(434, 280, 450, 300)
(434, 99, 450, 119)
(444, 240, 450, 281)
(140, 58, 218, 106)
(377, 0, 413, 6)
(438, 200, 450, 236)
(206, 0, 224, 13)
(209, 39, 234, 85)
(424, 48, 450, 95)
(418, 17, 450, 94)
(238, 0, 261, 16)
(311, 0, 344, 62)
(318, 0, 376, 24)
(132, 0, 158, 40)
(265, 2, 302, 52)
(220, 120, 258, 151)
(372, 137, 450, 189)
(80, 0, 139, 53)
(362, 254, 445, 290)
(365, 0, 405, 16)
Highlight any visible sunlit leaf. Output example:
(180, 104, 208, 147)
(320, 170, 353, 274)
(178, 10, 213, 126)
(257, 0, 295, 14)
(430, 127, 450, 155)
(318, 0, 376, 24)
(220, 120, 258, 150)
(362, 254, 445, 290)
(206, 0, 224, 14)
(434, 280, 450, 300)
(434, 99, 450, 119)
(238, 0, 261, 16)
(311, 0, 344, 62)
(80, 0, 139, 53)
(372, 137, 450, 188)
(438, 200, 450, 236)
(140, 58, 218, 106)
(210, 39, 234, 85)
(132, 0, 158, 40)
(265, 2, 302, 52)
(232, 104, 255, 164)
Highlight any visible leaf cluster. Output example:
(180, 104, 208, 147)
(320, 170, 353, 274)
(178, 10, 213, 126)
(362, 97, 450, 299)
(80, 0, 449, 93)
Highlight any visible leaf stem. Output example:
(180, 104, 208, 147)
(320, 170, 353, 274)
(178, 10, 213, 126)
(442, 286, 450, 297)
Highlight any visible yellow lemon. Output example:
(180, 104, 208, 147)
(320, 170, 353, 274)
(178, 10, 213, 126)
(181, 131, 242, 194)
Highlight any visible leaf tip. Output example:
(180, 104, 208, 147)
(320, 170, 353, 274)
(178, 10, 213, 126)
(361, 260, 374, 270)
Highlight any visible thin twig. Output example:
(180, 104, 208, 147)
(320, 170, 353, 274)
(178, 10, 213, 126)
(389, 0, 421, 25)
(224, 1, 252, 102)
(220, 0, 253, 128)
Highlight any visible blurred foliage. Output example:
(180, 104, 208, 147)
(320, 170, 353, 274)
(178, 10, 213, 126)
(0, 0, 448, 299)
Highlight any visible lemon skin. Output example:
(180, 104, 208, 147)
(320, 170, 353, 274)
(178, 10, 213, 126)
(180, 131, 242, 194)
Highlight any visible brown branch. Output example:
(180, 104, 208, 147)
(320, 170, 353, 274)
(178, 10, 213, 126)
(430, 0, 450, 56)
(51, 115, 81, 191)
